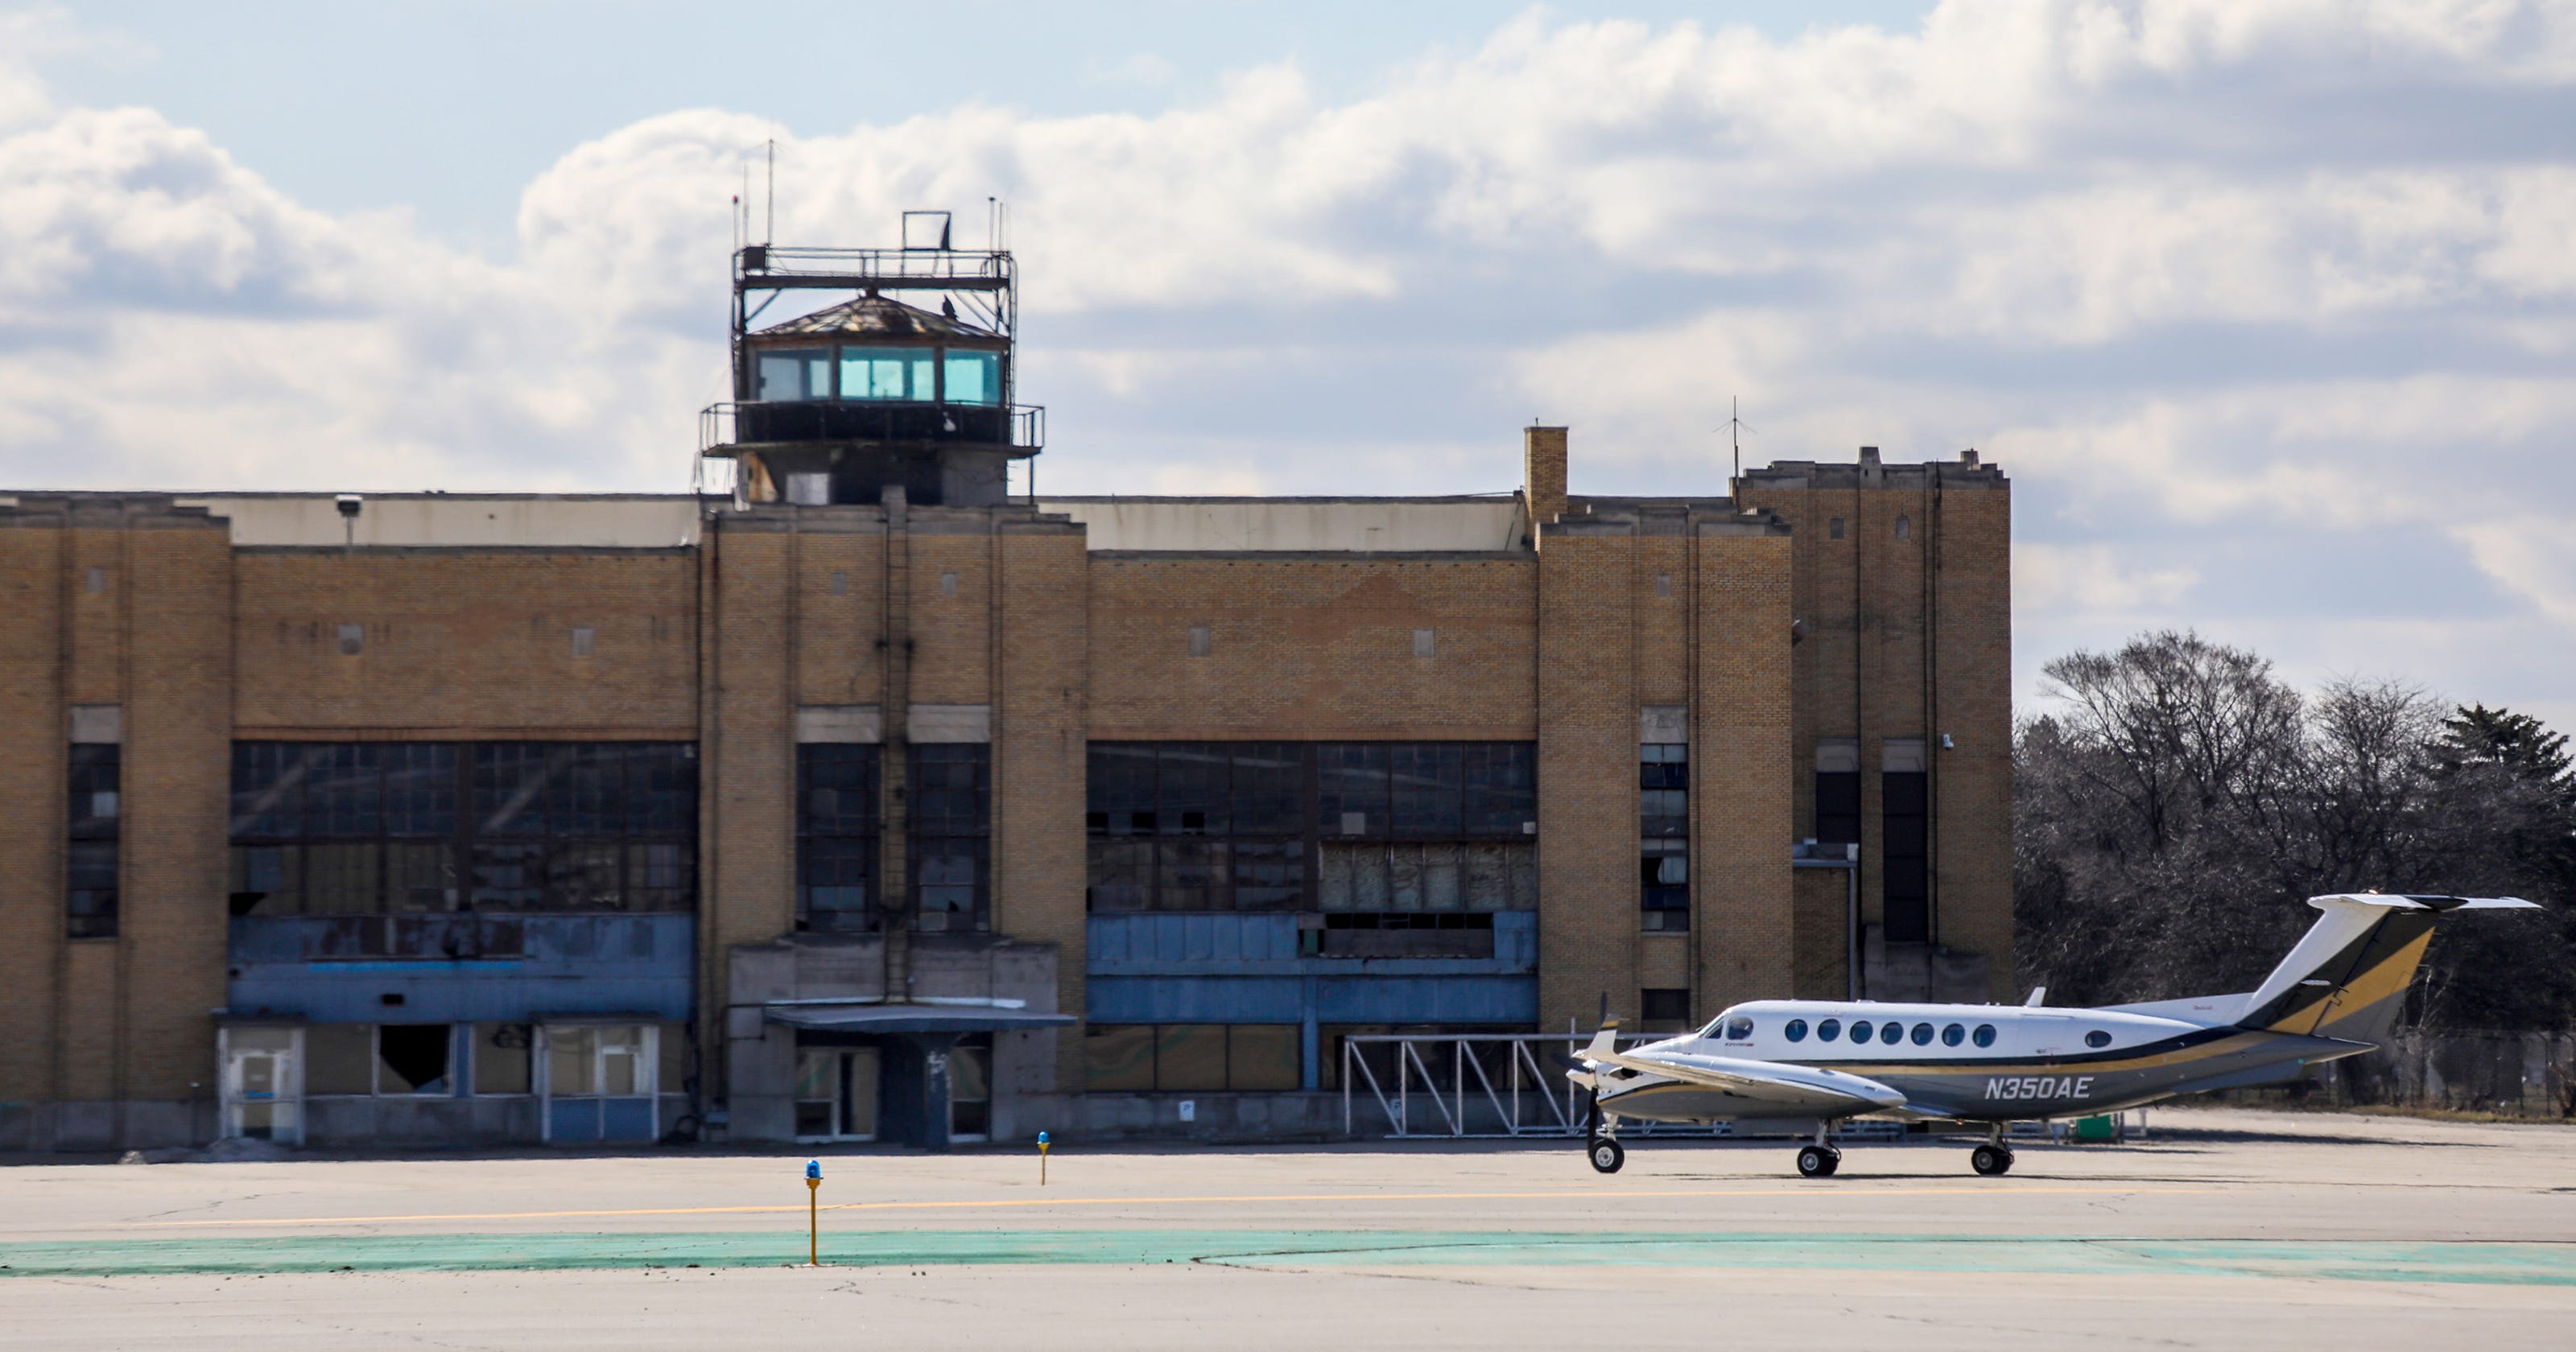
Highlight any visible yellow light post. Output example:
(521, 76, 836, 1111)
(805, 1159, 822, 1266)
(1038, 1131, 1051, 1186)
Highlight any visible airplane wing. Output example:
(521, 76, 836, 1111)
(1575, 1036, 1906, 1115)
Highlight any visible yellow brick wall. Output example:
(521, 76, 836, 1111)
(1087, 557, 1539, 740)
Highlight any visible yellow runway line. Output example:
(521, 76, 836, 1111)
(101, 1185, 2219, 1231)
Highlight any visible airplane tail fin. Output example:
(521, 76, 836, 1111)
(1581, 1019, 1621, 1063)
(2235, 894, 2539, 1046)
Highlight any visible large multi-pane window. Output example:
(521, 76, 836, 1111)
(228, 743, 696, 915)
(798, 744, 879, 932)
(753, 342, 1004, 406)
(1083, 1024, 1302, 1092)
(1883, 746, 1930, 942)
(911, 744, 989, 933)
(1640, 742, 1688, 932)
(1086, 743, 1537, 914)
(67, 744, 121, 938)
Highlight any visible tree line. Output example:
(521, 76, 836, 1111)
(2013, 630, 2576, 1032)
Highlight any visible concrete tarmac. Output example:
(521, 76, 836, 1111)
(2, 1107, 2570, 1350)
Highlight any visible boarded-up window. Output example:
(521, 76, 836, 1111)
(305, 1024, 374, 1095)
(1187, 624, 1211, 657)
(475, 1023, 532, 1094)
(1412, 627, 1435, 657)
(569, 626, 595, 657)
(336, 624, 364, 656)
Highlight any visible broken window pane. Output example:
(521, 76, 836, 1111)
(376, 1024, 452, 1094)
(546, 843, 622, 910)
(469, 843, 545, 909)
(230, 844, 303, 915)
(1154, 744, 1227, 835)
(473, 1023, 532, 1094)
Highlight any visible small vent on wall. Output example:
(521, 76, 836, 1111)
(1188, 624, 1212, 657)
(336, 623, 364, 656)
(1412, 628, 1435, 658)
(571, 625, 596, 657)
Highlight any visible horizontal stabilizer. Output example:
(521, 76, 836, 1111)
(2239, 893, 2544, 1045)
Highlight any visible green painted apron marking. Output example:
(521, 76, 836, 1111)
(2, 1231, 2570, 1285)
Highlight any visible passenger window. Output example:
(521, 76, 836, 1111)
(1816, 1018, 1841, 1042)
(1848, 1020, 1872, 1045)
(1972, 1024, 1997, 1048)
(2085, 1029, 2112, 1049)
(1942, 1023, 1965, 1047)
(1723, 1016, 1755, 1041)
(1784, 1019, 1808, 1043)
(1910, 1022, 1934, 1045)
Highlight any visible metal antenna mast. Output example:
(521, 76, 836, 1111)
(765, 140, 775, 245)
(1721, 397, 1756, 493)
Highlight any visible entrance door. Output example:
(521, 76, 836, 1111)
(947, 1037, 991, 1142)
(795, 1047, 881, 1141)
(221, 1028, 303, 1144)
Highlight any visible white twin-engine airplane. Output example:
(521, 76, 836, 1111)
(1570, 892, 2537, 1178)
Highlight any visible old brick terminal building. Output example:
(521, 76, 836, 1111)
(0, 224, 2010, 1151)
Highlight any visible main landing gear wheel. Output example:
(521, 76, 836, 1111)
(1971, 1144, 2016, 1177)
(1588, 1137, 1626, 1174)
(1795, 1145, 1842, 1178)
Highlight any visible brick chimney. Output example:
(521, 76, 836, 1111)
(1524, 425, 1568, 537)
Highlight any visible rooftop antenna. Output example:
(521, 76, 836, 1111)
(1720, 397, 1756, 494)
(765, 139, 775, 245)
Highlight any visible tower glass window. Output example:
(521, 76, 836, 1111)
(840, 347, 937, 402)
(757, 348, 832, 401)
(943, 351, 1001, 405)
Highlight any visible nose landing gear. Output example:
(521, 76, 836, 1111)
(1587, 1136, 1626, 1173)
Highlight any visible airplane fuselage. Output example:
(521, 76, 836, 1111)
(1593, 999, 2366, 1124)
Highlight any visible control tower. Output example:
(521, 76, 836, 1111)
(701, 211, 1042, 507)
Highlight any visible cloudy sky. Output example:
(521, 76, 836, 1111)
(6, 0, 2574, 728)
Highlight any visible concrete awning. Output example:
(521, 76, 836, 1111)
(764, 1004, 1075, 1035)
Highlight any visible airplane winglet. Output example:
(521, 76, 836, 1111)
(2024, 986, 2046, 1008)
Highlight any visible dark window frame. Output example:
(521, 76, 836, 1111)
(227, 741, 698, 917)
(1084, 742, 1537, 914)
(797, 743, 880, 933)
(910, 744, 991, 933)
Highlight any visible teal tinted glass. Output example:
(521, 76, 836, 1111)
(840, 347, 930, 401)
(944, 350, 1001, 405)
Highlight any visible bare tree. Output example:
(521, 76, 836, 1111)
(2015, 633, 2574, 1030)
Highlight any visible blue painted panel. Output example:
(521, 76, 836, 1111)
(228, 914, 694, 1024)
(1494, 911, 1538, 967)
(1313, 975, 1536, 1024)
(548, 1097, 602, 1143)
(599, 1098, 656, 1142)
(1088, 976, 1305, 1023)
(1087, 975, 1536, 1025)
